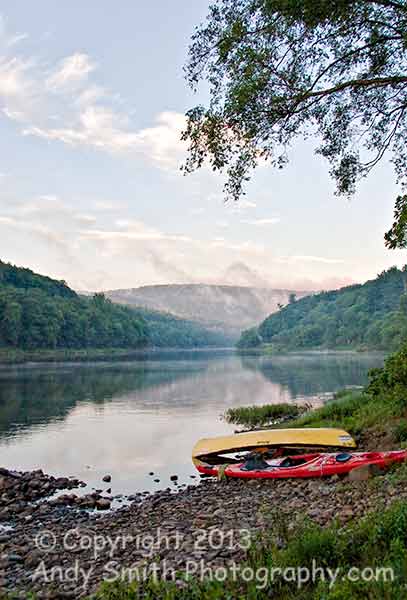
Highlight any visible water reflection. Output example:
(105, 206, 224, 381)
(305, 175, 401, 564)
(0, 351, 384, 495)
(239, 352, 385, 399)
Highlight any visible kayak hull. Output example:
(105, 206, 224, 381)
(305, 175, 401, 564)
(195, 450, 407, 479)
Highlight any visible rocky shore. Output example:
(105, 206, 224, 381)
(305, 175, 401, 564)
(1, 464, 407, 598)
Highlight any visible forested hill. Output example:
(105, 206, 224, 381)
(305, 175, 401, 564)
(0, 261, 230, 350)
(238, 267, 407, 352)
(0, 261, 75, 298)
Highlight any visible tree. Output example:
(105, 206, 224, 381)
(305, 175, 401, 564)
(182, 0, 407, 219)
(237, 327, 262, 348)
(385, 194, 407, 248)
(1, 300, 21, 346)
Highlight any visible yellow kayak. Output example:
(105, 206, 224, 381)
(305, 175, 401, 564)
(192, 428, 356, 468)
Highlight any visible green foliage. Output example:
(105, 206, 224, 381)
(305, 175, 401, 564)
(368, 342, 407, 398)
(237, 267, 407, 351)
(0, 259, 75, 298)
(293, 344, 407, 440)
(224, 402, 303, 428)
(0, 287, 148, 350)
(0, 261, 230, 351)
(236, 326, 262, 349)
(385, 194, 407, 250)
(133, 307, 231, 348)
(183, 0, 407, 205)
(394, 421, 407, 443)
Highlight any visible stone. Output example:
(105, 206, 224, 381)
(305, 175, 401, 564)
(102, 475, 111, 483)
(348, 464, 387, 481)
(96, 498, 111, 511)
(5, 553, 23, 563)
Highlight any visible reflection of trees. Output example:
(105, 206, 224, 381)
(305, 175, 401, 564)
(0, 351, 386, 443)
(239, 353, 385, 398)
(0, 360, 209, 438)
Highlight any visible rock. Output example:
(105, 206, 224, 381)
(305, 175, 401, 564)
(96, 498, 111, 510)
(149, 472, 154, 476)
(102, 475, 111, 483)
(348, 464, 387, 481)
(24, 550, 42, 568)
(154, 479, 160, 483)
(5, 553, 23, 563)
(170, 475, 178, 482)
(307, 508, 322, 519)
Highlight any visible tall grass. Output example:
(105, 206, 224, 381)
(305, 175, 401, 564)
(224, 403, 304, 428)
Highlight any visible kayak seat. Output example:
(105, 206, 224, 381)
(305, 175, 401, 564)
(278, 457, 308, 468)
(241, 454, 270, 471)
(335, 453, 352, 463)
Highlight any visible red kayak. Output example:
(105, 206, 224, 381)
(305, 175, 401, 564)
(196, 449, 407, 479)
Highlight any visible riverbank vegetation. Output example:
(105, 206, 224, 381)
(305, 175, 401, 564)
(224, 403, 304, 429)
(0, 260, 230, 354)
(238, 267, 407, 352)
(289, 344, 407, 449)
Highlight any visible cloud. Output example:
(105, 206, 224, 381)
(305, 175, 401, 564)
(46, 53, 96, 91)
(239, 200, 257, 209)
(0, 57, 31, 98)
(6, 33, 28, 48)
(0, 14, 27, 48)
(282, 255, 345, 265)
(0, 21, 187, 171)
(0, 194, 358, 291)
(241, 217, 281, 226)
(23, 108, 187, 169)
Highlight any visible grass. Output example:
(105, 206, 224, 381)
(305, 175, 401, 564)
(91, 498, 407, 599)
(290, 387, 407, 448)
(224, 403, 305, 428)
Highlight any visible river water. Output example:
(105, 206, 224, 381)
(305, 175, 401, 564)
(0, 350, 384, 496)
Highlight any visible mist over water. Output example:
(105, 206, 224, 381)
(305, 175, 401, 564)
(0, 351, 384, 495)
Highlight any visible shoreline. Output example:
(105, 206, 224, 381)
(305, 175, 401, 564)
(0, 346, 235, 366)
(1, 462, 406, 598)
(0, 346, 385, 367)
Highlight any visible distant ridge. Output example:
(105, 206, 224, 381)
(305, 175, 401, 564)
(105, 283, 310, 338)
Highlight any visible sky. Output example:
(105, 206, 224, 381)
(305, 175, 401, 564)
(0, 1, 405, 293)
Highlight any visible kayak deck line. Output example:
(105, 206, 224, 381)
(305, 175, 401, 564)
(194, 449, 407, 480)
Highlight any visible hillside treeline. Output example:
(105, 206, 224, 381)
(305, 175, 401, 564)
(238, 267, 407, 351)
(0, 261, 229, 349)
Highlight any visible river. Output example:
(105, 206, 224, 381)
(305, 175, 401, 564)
(0, 350, 384, 496)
